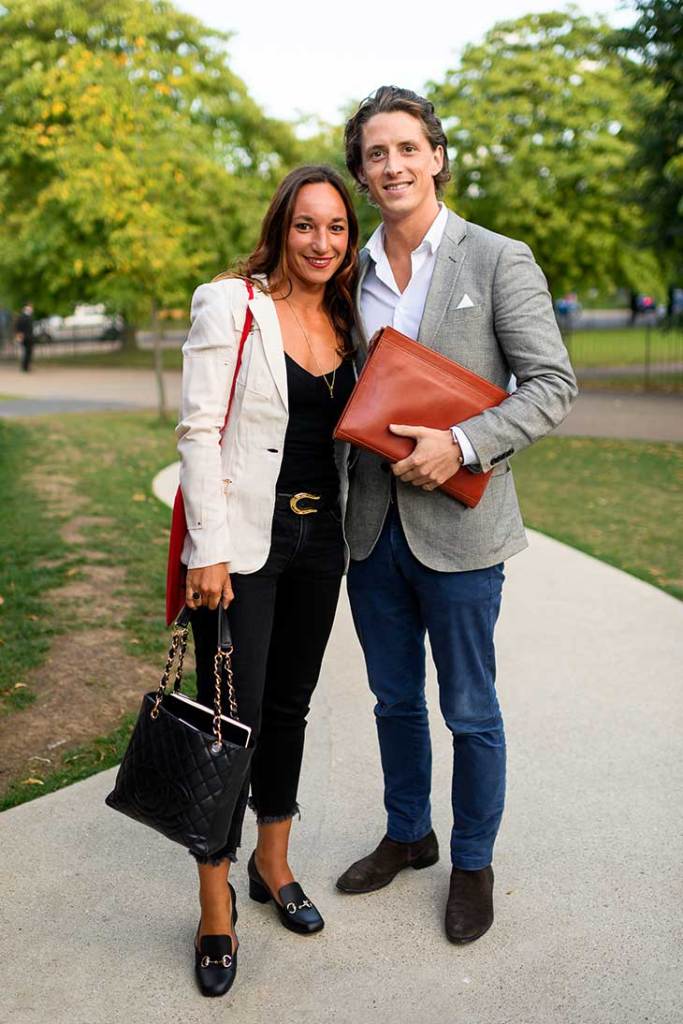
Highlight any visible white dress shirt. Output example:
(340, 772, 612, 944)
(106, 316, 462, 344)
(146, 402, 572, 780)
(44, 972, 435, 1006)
(360, 204, 477, 465)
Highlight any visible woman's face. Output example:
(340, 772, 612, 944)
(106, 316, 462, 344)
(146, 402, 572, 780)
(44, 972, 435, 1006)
(285, 183, 349, 288)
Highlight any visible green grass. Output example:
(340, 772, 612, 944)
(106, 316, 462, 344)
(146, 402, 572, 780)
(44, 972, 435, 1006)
(0, 412, 183, 812)
(0, 420, 80, 708)
(0, 715, 137, 810)
(513, 436, 683, 599)
(577, 373, 683, 394)
(563, 327, 683, 369)
(38, 411, 180, 662)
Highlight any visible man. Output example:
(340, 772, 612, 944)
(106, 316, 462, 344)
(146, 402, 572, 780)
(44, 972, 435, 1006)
(14, 303, 34, 372)
(337, 86, 577, 943)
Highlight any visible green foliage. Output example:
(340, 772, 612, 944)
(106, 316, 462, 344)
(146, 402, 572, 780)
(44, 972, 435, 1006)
(0, 0, 299, 322)
(427, 9, 664, 296)
(610, 1, 683, 278)
(297, 112, 380, 244)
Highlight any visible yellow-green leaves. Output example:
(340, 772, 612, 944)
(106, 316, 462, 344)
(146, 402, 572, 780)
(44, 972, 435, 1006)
(0, 0, 298, 323)
(428, 10, 664, 296)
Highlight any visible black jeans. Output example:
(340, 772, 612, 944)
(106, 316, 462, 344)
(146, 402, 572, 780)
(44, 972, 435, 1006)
(190, 494, 344, 864)
(20, 341, 33, 372)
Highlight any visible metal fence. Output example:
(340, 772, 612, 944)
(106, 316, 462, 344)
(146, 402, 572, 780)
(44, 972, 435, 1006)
(3, 320, 682, 393)
(0, 338, 121, 360)
(559, 323, 683, 392)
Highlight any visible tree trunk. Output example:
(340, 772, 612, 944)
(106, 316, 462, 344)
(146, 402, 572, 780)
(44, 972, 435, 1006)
(151, 303, 167, 422)
(120, 322, 138, 351)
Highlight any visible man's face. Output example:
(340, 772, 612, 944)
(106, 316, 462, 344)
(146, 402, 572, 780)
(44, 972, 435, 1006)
(359, 111, 443, 221)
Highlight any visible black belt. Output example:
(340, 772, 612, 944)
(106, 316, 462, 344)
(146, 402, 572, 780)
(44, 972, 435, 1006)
(275, 491, 339, 516)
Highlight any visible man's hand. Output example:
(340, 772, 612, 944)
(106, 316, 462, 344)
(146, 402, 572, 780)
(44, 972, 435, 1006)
(389, 424, 463, 491)
(185, 563, 234, 610)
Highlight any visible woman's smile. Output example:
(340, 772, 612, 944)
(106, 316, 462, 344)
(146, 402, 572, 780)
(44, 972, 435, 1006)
(303, 255, 335, 269)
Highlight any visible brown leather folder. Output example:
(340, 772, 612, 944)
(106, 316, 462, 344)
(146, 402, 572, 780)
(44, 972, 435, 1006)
(334, 326, 509, 508)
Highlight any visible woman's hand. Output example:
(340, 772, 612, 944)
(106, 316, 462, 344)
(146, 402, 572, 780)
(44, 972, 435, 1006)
(185, 563, 234, 611)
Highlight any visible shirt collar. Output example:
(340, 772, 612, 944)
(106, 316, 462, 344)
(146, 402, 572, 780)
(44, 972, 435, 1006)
(364, 203, 448, 263)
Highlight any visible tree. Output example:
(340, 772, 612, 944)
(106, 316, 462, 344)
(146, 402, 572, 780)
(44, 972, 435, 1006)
(299, 112, 380, 244)
(611, 1, 683, 279)
(0, 0, 299, 337)
(427, 9, 664, 296)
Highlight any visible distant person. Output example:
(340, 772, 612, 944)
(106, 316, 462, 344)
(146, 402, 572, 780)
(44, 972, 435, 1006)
(667, 286, 683, 321)
(336, 86, 577, 945)
(171, 166, 358, 997)
(14, 304, 34, 372)
(630, 289, 639, 325)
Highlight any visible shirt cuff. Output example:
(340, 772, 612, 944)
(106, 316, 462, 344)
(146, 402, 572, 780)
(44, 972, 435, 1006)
(451, 426, 477, 466)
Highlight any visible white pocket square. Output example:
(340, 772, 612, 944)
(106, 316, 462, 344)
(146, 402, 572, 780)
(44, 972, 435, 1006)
(456, 294, 474, 309)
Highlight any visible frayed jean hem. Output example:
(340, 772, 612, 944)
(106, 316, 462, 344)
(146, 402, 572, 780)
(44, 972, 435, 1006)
(248, 796, 301, 825)
(189, 847, 238, 866)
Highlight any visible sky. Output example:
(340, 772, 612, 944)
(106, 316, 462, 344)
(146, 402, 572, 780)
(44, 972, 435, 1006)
(175, 0, 636, 124)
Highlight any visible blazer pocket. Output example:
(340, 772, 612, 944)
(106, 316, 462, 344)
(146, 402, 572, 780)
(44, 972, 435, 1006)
(235, 373, 273, 399)
(443, 304, 485, 322)
(234, 343, 275, 398)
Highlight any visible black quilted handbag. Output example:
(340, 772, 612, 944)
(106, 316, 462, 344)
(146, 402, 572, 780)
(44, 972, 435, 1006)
(105, 605, 253, 858)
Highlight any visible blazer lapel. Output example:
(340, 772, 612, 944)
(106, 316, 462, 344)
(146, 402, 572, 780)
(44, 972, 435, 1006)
(348, 249, 371, 371)
(248, 288, 288, 407)
(417, 210, 468, 348)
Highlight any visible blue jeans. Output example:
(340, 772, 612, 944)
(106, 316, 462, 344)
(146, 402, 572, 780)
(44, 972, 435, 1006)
(347, 504, 506, 870)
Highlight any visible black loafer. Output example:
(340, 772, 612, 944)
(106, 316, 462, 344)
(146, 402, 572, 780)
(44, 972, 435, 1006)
(247, 852, 324, 935)
(194, 882, 238, 997)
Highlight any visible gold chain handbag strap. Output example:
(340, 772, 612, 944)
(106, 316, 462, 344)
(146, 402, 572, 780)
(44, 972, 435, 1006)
(211, 605, 240, 751)
(152, 605, 240, 753)
(151, 608, 190, 719)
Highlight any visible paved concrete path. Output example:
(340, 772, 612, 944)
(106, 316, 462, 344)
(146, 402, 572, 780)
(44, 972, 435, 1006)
(0, 364, 181, 417)
(2, 522, 681, 1023)
(1, 363, 681, 442)
(553, 390, 683, 443)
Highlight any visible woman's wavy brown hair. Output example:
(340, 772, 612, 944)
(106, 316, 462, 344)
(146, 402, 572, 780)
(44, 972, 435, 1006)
(215, 165, 359, 355)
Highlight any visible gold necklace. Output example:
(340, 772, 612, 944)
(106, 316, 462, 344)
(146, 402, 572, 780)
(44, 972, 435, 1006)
(284, 298, 337, 398)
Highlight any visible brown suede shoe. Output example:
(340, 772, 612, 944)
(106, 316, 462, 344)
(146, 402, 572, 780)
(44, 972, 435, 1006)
(445, 865, 494, 944)
(336, 831, 439, 894)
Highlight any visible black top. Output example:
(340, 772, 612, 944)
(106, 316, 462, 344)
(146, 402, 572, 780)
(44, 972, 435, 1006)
(15, 312, 33, 342)
(275, 353, 355, 496)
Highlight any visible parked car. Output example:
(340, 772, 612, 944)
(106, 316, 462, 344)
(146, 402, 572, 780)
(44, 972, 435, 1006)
(34, 304, 123, 342)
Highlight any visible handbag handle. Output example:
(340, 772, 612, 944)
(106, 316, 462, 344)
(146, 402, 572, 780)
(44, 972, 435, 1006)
(212, 605, 238, 748)
(218, 602, 232, 650)
(151, 605, 240, 749)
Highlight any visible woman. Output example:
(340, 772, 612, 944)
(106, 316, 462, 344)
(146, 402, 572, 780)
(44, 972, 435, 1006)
(176, 165, 359, 997)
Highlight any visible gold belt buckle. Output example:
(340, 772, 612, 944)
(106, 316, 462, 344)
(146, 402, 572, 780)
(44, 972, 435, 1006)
(289, 492, 320, 515)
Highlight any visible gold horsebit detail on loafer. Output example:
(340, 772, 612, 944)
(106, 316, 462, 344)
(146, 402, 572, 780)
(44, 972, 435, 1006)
(200, 954, 233, 968)
(286, 898, 313, 914)
(289, 493, 320, 515)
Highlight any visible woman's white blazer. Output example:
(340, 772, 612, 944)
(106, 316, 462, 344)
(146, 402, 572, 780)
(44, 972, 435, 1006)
(176, 278, 352, 572)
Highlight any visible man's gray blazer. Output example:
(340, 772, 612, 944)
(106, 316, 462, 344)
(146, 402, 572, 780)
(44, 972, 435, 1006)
(345, 208, 578, 571)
